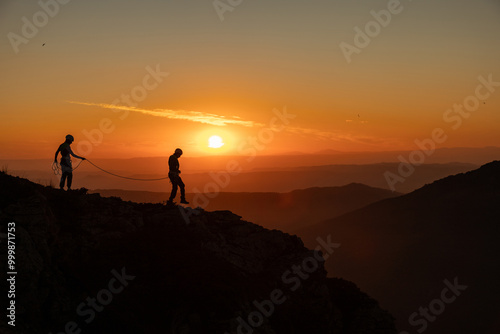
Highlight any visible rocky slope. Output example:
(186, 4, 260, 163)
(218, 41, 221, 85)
(0, 172, 396, 334)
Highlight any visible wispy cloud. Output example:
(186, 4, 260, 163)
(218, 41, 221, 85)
(68, 100, 388, 147)
(284, 126, 389, 146)
(67, 101, 264, 127)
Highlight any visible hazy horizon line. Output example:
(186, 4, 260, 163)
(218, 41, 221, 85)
(2, 145, 500, 161)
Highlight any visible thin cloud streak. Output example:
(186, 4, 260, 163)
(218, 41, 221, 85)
(284, 126, 392, 146)
(68, 101, 390, 147)
(67, 101, 263, 127)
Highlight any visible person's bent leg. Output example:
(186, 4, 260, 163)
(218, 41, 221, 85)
(168, 176, 178, 202)
(179, 178, 189, 204)
(179, 178, 186, 200)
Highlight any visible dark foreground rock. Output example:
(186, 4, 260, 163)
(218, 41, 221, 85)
(0, 172, 396, 334)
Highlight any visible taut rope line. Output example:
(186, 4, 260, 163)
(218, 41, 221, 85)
(52, 159, 170, 181)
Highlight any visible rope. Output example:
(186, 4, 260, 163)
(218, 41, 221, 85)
(52, 159, 84, 175)
(52, 162, 61, 175)
(72, 159, 84, 171)
(52, 159, 170, 181)
(85, 159, 170, 181)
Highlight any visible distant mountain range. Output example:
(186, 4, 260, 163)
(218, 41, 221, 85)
(297, 161, 500, 334)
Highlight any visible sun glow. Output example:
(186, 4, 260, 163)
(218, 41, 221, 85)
(191, 129, 236, 155)
(208, 135, 224, 148)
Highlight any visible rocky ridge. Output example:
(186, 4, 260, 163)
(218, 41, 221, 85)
(0, 172, 396, 334)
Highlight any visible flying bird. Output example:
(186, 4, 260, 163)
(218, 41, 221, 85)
(42, 43, 45, 46)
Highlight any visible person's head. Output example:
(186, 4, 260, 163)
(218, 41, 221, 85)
(65, 134, 74, 143)
(174, 148, 183, 157)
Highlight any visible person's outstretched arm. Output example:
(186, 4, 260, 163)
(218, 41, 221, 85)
(68, 146, 85, 160)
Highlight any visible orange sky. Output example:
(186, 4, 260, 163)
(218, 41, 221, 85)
(1, 0, 499, 159)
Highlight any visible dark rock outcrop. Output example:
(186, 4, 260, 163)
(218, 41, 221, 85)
(0, 172, 396, 333)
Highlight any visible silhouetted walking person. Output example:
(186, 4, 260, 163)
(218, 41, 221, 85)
(54, 134, 85, 190)
(167, 148, 189, 204)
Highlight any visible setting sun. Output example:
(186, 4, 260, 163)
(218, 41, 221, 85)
(208, 135, 224, 149)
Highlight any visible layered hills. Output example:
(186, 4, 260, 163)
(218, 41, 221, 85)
(299, 161, 500, 334)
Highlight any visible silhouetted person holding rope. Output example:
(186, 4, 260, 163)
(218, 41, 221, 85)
(167, 148, 189, 205)
(54, 134, 85, 190)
